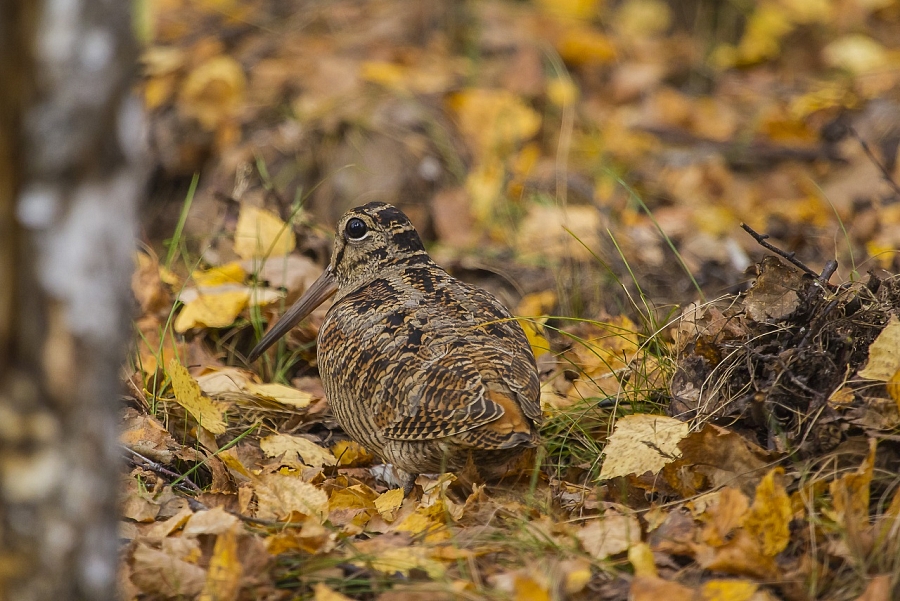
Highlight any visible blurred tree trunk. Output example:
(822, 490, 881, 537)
(0, 0, 145, 599)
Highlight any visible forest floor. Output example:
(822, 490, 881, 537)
(123, 1, 900, 599)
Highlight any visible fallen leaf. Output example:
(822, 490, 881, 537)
(261, 433, 336, 467)
(168, 359, 227, 434)
(174, 289, 250, 332)
(374, 488, 405, 522)
(198, 526, 242, 601)
(254, 473, 328, 522)
(859, 316, 900, 381)
(599, 414, 689, 480)
(314, 583, 355, 601)
(131, 542, 206, 597)
(234, 204, 296, 260)
(700, 579, 759, 601)
(245, 382, 313, 409)
(179, 55, 246, 130)
(192, 262, 246, 287)
(630, 575, 695, 601)
(576, 511, 641, 560)
(183, 506, 241, 537)
(331, 440, 374, 467)
(743, 468, 792, 556)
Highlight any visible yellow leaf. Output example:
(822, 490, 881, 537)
(254, 473, 328, 522)
(536, 0, 599, 20)
(174, 290, 249, 332)
(260, 433, 336, 467)
(198, 526, 241, 601)
(888, 368, 900, 408)
(513, 574, 550, 601)
(520, 320, 551, 359)
(233, 205, 296, 260)
(245, 382, 313, 409)
(547, 78, 579, 107)
(465, 159, 505, 224)
(361, 546, 446, 579)
(179, 55, 246, 130)
(168, 359, 227, 434)
(700, 579, 758, 601)
(448, 89, 541, 159)
(556, 27, 616, 66)
(599, 415, 689, 480)
(374, 488, 405, 522)
(331, 440, 374, 467)
(823, 34, 888, 74)
(360, 61, 407, 89)
(828, 439, 876, 533)
(615, 0, 672, 39)
(743, 468, 791, 556)
(192, 262, 246, 287)
(859, 316, 900, 381)
(329, 485, 377, 512)
(628, 542, 658, 578)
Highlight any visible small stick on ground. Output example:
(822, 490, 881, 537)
(125, 447, 203, 494)
(740, 223, 823, 280)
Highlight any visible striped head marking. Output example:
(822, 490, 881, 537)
(330, 202, 429, 291)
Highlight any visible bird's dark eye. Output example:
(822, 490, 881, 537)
(345, 218, 368, 240)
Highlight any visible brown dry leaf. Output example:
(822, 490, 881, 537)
(743, 468, 792, 556)
(122, 475, 161, 523)
(261, 433, 336, 468)
(827, 439, 876, 534)
(174, 289, 250, 332)
(196, 367, 253, 396)
(515, 204, 603, 263)
(859, 316, 900, 381)
(179, 55, 246, 130)
(599, 414, 689, 480)
(665, 424, 776, 496)
(254, 473, 328, 522)
(331, 440, 374, 467)
(132, 252, 171, 313)
(575, 511, 641, 560)
(198, 526, 242, 601)
(700, 488, 750, 547)
(131, 542, 207, 597)
(145, 506, 194, 541)
(743, 256, 806, 323)
(182, 506, 241, 537)
(233, 204, 296, 260)
(245, 382, 313, 409)
(121, 410, 178, 464)
(701, 529, 779, 580)
(854, 574, 892, 601)
(630, 576, 695, 601)
(168, 359, 227, 434)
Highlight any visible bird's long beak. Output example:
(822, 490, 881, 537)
(248, 268, 338, 362)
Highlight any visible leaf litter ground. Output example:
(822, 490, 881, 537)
(125, 0, 900, 599)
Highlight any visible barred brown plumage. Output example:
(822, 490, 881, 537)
(249, 202, 542, 494)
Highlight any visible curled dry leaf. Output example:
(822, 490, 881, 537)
(130, 542, 207, 597)
(198, 526, 242, 601)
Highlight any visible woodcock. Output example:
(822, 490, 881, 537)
(249, 202, 542, 493)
